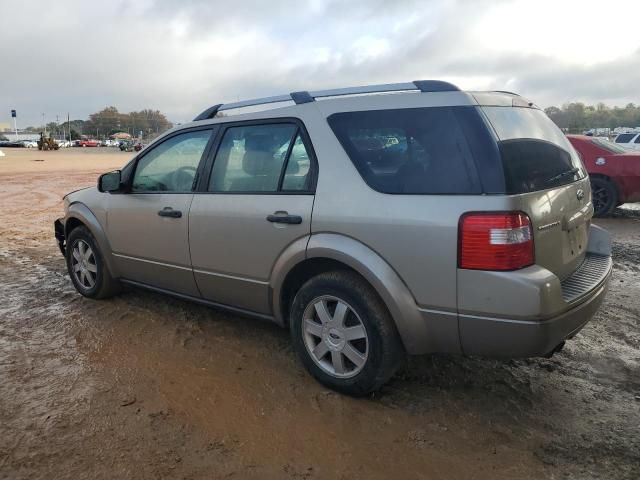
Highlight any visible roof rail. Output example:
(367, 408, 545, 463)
(193, 79, 460, 121)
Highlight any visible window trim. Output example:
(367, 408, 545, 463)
(196, 117, 318, 195)
(126, 125, 218, 195)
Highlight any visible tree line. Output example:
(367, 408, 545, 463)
(544, 102, 640, 133)
(21, 107, 173, 140)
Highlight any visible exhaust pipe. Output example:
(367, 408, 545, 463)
(543, 341, 565, 358)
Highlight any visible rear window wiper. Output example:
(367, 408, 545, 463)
(545, 167, 579, 185)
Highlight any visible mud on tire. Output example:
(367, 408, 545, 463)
(65, 226, 120, 299)
(290, 270, 404, 396)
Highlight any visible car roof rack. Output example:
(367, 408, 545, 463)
(193, 80, 460, 121)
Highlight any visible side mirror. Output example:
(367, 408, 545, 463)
(98, 170, 122, 192)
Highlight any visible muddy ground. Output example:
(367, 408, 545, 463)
(0, 148, 638, 479)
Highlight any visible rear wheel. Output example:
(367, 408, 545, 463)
(590, 176, 617, 217)
(66, 226, 120, 299)
(290, 271, 403, 396)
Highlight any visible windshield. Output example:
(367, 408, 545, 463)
(481, 107, 586, 194)
(591, 137, 628, 154)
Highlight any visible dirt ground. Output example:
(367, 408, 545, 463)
(0, 147, 638, 480)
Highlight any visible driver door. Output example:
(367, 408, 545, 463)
(106, 127, 215, 296)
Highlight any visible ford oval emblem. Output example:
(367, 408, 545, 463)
(576, 189, 585, 201)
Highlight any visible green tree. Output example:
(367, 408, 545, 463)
(545, 102, 640, 132)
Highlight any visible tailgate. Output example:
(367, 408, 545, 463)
(515, 176, 593, 280)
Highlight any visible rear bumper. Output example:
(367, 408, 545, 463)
(54, 218, 65, 255)
(458, 264, 610, 357)
(456, 224, 612, 357)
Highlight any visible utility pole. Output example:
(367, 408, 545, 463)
(42, 113, 46, 135)
(11, 109, 17, 140)
(67, 112, 70, 142)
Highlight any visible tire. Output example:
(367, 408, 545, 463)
(590, 176, 618, 217)
(290, 270, 404, 396)
(65, 226, 120, 299)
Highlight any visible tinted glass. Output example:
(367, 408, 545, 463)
(635, 135, 640, 144)
(482, 107, 586, 193)
(615, 133, 635, 143)
(282, 134, 312, 191)
(132, 130, 211, 192)
(591, 137, 628, 154)
(209, 124, 296, 192)
(328, 107, 483, 194)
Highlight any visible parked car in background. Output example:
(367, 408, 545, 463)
(22, 140, 38, 148)
(567, 135, 640, 216)
(57, 140, 72, 148)
(613, 132, 640, 151)
(54, 81, 612, 395)
(0, 140, 26, 148)
(75, 139, 100, 147)
(119, 140, 134, 151)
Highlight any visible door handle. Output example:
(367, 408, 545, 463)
(158, 207, 182, 218)
(266, 211, 302, 225)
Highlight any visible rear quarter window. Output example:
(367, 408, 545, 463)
(327, 107, 486, 194)
(482, 107, 586, 193)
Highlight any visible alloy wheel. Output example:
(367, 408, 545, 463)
(71, 240, 97, 290)
(302, 295, 369, 378)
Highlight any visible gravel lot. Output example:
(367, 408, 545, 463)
(0, 148, 638, 479)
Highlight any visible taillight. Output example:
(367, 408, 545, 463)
(459, 212, 534, 271)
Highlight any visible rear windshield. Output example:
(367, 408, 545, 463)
(482, 107, 586, 194)
(327, 106, 486, 194)
(615, 133, 636, 143)
(592, 137, 628, 154)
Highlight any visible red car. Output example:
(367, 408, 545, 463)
(75, 139, 100, 147)
(567, 135, 640, 216)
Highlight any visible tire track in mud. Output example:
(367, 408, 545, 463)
(1, 162, 639, 479)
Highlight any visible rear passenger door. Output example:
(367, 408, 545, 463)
(189, 120, 316, 314)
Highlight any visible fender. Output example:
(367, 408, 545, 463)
(65, 202, 119, 277)
(271, 233, 439, 355)
(269, 236, 310, 326)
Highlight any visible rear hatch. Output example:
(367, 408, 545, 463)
(480, 105, 592, 280)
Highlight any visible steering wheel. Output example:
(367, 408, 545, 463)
(171, 166, 197, 191)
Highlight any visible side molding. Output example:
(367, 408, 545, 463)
(65, 203, 119, 277)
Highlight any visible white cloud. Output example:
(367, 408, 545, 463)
(0, 0, 638, 126)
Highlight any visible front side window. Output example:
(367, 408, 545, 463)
(635, 135, 640, 144)
(328, 107, 483, 194)
(208, 123, 312, 193)
(132, 130, 211, 192)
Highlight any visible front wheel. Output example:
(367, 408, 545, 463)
(590, 176, 618, 217)
(290, 271, 403, 396)
(66, 226, 120, 299)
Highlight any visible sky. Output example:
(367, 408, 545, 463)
(1, 0, 639, 127)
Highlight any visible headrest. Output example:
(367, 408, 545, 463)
(245, 134, 277, 152)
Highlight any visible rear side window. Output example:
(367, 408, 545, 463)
(208, 124, 312, 193)
(327, 107, 484, 194)
(635, 135, 640, 144)
(615, 133, 635, 143)
(482, 107, 586, 193)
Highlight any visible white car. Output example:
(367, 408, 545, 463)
(614, 132, 640, 151)
(56, 140, 71, 148)
(23, 140, 38, 148)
